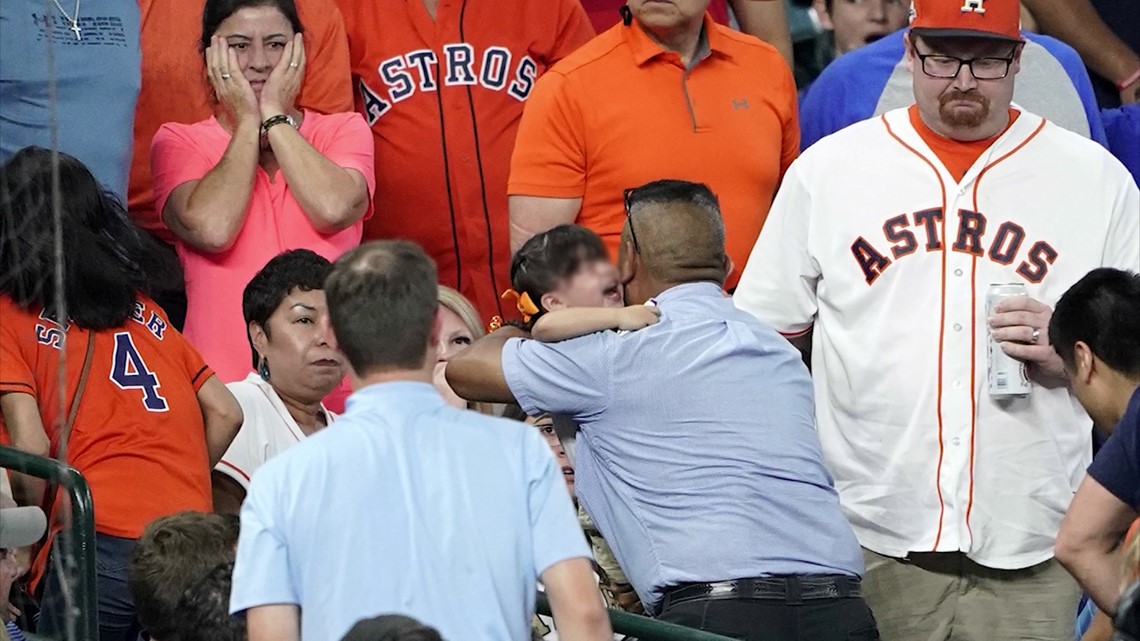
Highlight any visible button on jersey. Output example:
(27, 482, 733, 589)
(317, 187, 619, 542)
(735, 107, 1140, 569)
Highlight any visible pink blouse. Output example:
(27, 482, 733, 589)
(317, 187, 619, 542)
(151, 110, 375, 383)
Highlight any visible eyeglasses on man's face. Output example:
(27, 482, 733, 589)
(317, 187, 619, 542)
(914, 51, 1015, 80)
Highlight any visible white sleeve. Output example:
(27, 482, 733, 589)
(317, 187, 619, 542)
(1101, 168, 1140, 272)
(215, 391, 261, 490)
(733, 161, 820, 335)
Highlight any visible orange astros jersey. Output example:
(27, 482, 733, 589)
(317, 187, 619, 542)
(335, 0, 594, 322)
(0, 295, 214, 538)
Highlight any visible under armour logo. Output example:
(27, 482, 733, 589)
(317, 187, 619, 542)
(960, 0, 985, 13)
(732, 99, 749, 110)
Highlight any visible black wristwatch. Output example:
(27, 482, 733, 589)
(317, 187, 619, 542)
(260, 113, 297, 137)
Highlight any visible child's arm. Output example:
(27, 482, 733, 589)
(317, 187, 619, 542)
(531, 305, 660, 342)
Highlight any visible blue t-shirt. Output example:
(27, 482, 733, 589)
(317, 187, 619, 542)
(1088, 387, 1140, 509)
(229, 382, 590, 641)
(502, 282, 863, 612)
(799, 29, 1107, 152)
(0, 0, 140, 200)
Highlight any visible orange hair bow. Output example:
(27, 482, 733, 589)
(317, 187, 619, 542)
(499, 289, 540, 325)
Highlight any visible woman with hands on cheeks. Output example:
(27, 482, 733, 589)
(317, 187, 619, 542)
(150, 0, 374, 384)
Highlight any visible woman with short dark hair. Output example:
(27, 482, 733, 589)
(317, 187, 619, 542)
(0, 147, 243, 640)
(212, 249, 345, 513)
(151, 0, 373, 383)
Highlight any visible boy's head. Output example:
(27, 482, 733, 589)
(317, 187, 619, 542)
(1049, 268, 1140, 431)
(129, 511, 241, 641)
(510, 225, 623, 321)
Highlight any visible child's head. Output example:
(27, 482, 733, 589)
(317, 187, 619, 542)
(510, 225, 622, 322)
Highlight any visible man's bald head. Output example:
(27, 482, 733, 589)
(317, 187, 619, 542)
(621, 180, 728, 287)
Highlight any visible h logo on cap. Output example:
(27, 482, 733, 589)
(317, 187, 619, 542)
(960, 0, 985, 13)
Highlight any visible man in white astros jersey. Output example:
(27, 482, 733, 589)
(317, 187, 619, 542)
(732, 0, 1140, 638)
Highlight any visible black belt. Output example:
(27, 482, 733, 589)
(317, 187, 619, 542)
(660, 575, 861, 611)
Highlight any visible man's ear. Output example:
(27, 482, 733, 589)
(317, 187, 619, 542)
(1073, 341, 1096, 384)
(903, 32, 915, 73)
(1010, 42, 1025, 75)
(428, 309, 443, 357)
(812, 0, 834, 30)
(723, 255, 735, 285)
(619, 239, 637, 284)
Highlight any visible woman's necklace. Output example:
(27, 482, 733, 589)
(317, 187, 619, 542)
(51, 0, 82, 40)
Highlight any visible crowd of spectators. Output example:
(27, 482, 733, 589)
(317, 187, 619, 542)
(1, 0, 1139, 639)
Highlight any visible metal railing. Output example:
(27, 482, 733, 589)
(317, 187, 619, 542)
(0, 445, 97, 641)
(535, 593, 737, 641)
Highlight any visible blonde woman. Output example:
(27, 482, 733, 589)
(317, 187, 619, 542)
(435, 287, 495, 415)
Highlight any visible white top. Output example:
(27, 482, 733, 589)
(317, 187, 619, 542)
(734, 107, 1140, 570)
(216, 373, 335, 490)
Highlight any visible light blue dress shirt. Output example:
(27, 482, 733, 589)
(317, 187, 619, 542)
(502, 282, 864, 611)
(230, 382, 589, 641)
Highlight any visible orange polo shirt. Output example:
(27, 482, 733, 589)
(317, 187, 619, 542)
(508, 15, 799, 289)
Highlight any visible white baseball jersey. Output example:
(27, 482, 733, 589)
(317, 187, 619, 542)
(734, 106, 1140, 570)
(216, 373, 336, 490)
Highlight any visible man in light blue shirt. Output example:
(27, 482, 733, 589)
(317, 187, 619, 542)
(229, 241, 611, 641)
(449, 181, 871, 641)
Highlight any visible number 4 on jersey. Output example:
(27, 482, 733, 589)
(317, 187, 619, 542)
(110, 332, 168, 412)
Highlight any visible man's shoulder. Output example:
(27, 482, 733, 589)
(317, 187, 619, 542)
(712, 23, 788, 65)
(545, 26, 627, 80)
(1030, 115, 1132, 175)
(798, 113, 894, 165)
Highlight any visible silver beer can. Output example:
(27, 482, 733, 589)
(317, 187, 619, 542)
(987, 283, 1031, 398)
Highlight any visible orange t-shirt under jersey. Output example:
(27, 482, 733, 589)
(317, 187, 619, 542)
(129, 0, 353, 241)
(0, 296, 214, 538)
(909, 104, 1022, 181)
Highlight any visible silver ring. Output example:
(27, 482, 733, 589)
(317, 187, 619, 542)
(289, 62, 298, 68)
(1031, 328, 1040, 343)
(221, 73, 232, 79)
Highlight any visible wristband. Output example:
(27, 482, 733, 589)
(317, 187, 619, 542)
(260, 113, 297, 136)
(1117, 67, 1140, 91)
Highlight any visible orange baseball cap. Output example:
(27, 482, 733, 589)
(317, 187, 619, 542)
(910, 0, 1022, 42)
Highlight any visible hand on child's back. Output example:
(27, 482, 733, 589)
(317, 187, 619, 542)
(616, 305, 661, 331)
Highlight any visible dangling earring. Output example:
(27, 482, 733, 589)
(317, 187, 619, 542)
(258, 356, 271, 381)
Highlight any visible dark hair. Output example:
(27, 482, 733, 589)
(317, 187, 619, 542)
(624, 179, 726, 285)
(1049, 268, 1140, 377)
(129, 512, 241, 641)
(325, 241, 439, 375)
(169, 561, 244, 641)
(0, 146, 180, 329)
(242, 249, 333, 368)
(200, 0, 304, 53)
(340, 615, 444, 641)
(510, 225, 608, 327)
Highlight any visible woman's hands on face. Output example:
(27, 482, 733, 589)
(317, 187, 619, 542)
(205, 36, 260, 126)
(260, 33, 306, 119)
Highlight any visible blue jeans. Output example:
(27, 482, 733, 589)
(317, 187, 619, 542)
(37, 533, 141, 641)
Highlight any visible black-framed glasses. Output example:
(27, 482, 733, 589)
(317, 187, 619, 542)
(914, 52, 1014, 80)
(623, 187, 642, 254)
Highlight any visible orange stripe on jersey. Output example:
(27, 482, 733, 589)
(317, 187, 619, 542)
(883, 114, 951, 549)
(964, 116, 1047, 532)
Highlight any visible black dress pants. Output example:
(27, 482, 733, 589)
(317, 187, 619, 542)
(658, 595, 881, 641)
